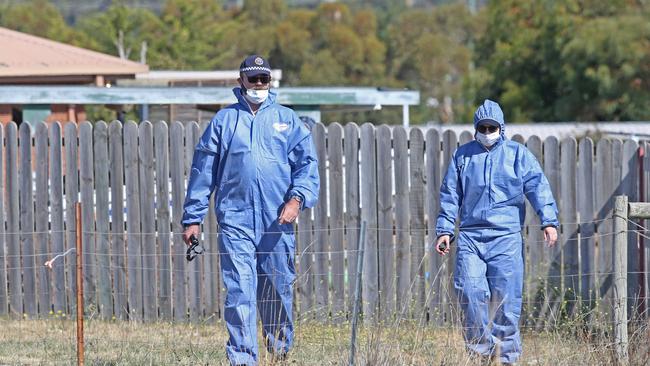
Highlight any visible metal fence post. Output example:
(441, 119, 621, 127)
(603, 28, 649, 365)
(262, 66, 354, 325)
(613, 195, 628, 366)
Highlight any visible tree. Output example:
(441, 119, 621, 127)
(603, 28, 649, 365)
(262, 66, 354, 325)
(471, 0, 650, 122)
(0, 0, 89, 46)
(558, 15, 650, 121)
(77, 1, 161, 62)
(273, 9, 319, 74)
(146, 0, 231, 70)
(387, 4, 477, 123)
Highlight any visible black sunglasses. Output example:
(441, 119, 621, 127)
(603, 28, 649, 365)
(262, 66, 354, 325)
(477, 124, 499, 133)
(247, 74, 271, 84)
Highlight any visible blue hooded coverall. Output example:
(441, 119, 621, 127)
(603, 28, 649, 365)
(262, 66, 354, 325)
(436, 100, 559, 364)
(182, 88, 319, 365)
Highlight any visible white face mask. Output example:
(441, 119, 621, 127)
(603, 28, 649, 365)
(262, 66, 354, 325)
(243, 87, 269, 105)
(476, 131, 500, 147)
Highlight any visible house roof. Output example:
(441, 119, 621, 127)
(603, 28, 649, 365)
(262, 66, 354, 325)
(0, 27, 148, 78)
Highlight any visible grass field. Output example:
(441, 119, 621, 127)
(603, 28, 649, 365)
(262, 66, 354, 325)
(0, 316, 647, 365)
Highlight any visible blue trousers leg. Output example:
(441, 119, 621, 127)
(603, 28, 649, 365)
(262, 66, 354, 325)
(257, 223, 295, 354)
(454, 234, 493, 356)
(486, 233, 523, 364)
(219, 225, 258, 365)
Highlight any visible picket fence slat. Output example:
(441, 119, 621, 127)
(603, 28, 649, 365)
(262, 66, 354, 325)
(344, 123, 360, 315)
(312, 123, 329, 319)
(138, 121, 157, 321)
(64, 123, 78, 315)
(124, 121, 143, 321)
(109, 121, 127, 320)
(200, 112, 219, 321)
(394, 127, 410, 316)
(538, 136, 561, 328)
(6, 123, 20, 316)
(94, 121, 112, 319)
(409, 128, 426, 317)
(297, 207, 313, 318)
(360, 123, 379, 322)
(376, 125, 394, 319)
(560, 137, 578, 316)
(441, 130, 457, 323)
(610, 139, 624, 312)
(49, 123, 66, 313)
(0, 125, 7, 315)
(170, 121, 187, 321)
(644, 142, 650, 316)
(425, 128, 443, 324)
(20, 123, 37, 316)
(577, 138, 595, 311)
(205, 195, 221, 320)
(185, 121, 202, 322)
(154, 121, 173, 320)
(622, 140, 640, 313)
(523, 136, 544, 325)
(79, 122, 97, 312)
(35, 123, 51, 317)
(512, 134, 525, 144)
(328, 123, 345, 321)
(595, 139, 614, 319)
(459, 130, 473, 145)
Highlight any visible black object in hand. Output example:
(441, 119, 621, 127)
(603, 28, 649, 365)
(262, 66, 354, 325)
(186, 235, 204, 261)
(437, 235, 454, 252)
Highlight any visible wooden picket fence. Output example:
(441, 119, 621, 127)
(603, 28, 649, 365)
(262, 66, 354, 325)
(0, 120, 647, 328)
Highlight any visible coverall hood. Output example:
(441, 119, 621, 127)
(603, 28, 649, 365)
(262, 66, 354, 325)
(473, 99, 506, 140)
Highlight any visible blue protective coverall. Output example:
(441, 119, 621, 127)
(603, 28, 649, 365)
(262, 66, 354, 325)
(436, 100, 559, 364)
(182, 88, 319, 365)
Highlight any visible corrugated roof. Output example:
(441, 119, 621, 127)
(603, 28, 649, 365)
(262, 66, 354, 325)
(0, 27, 148, 77)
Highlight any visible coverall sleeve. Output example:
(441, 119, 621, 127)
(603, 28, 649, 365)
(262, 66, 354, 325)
(436, 152, 463, 237)
(521, 149, 559, 228)
(287, 114, 320, 209)
(181, 118, 221, 226)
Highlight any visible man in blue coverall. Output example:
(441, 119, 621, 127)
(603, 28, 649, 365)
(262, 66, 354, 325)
(435, 100, 559, 365)
(182, 55, 319, 365)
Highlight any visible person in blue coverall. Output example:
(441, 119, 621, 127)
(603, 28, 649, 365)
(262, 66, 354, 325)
(182, 55, 319, 365)
(435, 100, 559, 365)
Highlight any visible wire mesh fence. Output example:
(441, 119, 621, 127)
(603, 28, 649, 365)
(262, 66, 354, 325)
(1, 120, 650, 364)
(0, 220, 649, 365)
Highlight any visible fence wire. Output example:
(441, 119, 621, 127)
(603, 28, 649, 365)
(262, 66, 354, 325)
(0, 219, 649, 365)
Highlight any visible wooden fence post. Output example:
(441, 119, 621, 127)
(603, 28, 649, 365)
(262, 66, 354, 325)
(612, 195, 628, 366)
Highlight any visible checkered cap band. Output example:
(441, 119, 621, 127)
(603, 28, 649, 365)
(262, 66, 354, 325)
(240, 66, 271, 73)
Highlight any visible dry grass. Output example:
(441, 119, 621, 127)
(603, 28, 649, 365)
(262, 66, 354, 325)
(0, 316, 647, 365)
